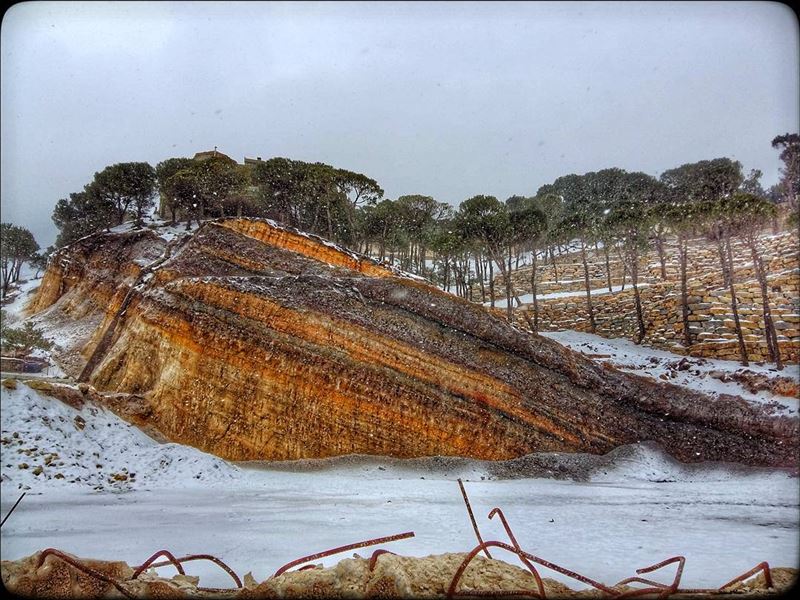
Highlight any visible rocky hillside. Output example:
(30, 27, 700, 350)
(26, 219, 798, 466)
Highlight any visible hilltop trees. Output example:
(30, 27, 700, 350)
(250, 158, 384, 246)
(91, 162, 157, 227)
(1, 224, 40, 297)
(192, 155, 249, 219)
(457, 195, 512, 316)
(771, 133, 799, 208)
(52, 189, 116, 247)
(157, 155, 249, 228)
(155, 158, 195, 224)
(52, 161, 158, 246)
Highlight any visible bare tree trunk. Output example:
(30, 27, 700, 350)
(614, 244, 628, 291)
(716, 238, 730, 288)
(531, 249, 539, 331)
(725, 233, 749, 366)
(678, 235, 692, 348)
(466, 255, 474, 302)
(1, 262, 10, 298)
(631, 247, 646, 344)
(492, 247, 514, 322)
(550, 246, 559, 285)
(325, 202, 333, 241)
(488, 258, 495, 308)
(603, 244, 613, 291)
(580, 238, 596, 334)
(654, 233, 667, 280)
(476, 251, 486, 303)
(747, 234, 783, 369)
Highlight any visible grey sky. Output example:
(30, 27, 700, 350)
(2, 1, 798, 247)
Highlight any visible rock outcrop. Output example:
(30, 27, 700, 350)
(29, 219, 799, 466)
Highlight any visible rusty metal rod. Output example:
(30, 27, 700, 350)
(488, 508, 546, 598)
(35, 548, 136, 599)
(448, 540, 620, 598)
(272, 531, 415, 578)
(447, 541, 544, 599)
(368, 549, 397, 571)
(614, 576, 668, 588)
(457, 478, 492, 559)
(131, 549, 185, 580)
(718, 561, 772, 591)
(639, 556, 685, 599)
(614, 586, 668, 599)
(145, 553, 242, 588)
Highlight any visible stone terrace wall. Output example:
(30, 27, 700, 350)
(510, 230, 800, 364)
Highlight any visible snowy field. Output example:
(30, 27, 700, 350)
(1, 382, 798, 591)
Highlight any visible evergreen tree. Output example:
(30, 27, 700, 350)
(1, 224, 40, 297)
(91, 162, 157, 227)
(52, 189, 116, 247)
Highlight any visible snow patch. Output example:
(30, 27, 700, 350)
(0, 382, 242, 493)
(541, 330, 798, 415)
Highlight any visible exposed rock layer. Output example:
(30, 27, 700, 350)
(30, 219, 799, 465)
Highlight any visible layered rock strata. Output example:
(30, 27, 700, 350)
(29, 219, 799, 465)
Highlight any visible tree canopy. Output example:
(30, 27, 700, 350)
(1, 223, 40, 296)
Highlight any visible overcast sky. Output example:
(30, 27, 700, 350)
(2, 1, 798, 247)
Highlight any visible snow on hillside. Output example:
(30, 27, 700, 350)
(1, 276, 41, 326)
(1, 381, 797, 591)
(0, 382, 242, 492)
(541, 330, 799, 416)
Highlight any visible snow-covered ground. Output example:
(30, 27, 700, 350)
(1, 382, 797, 590)
(1, 273, 41, 327)
(0, 382, 240, 492)
(488, 284, 650, 309)
(541, 330, 799, 416)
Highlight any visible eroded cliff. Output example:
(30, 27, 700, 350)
(29, 219, 799, 465)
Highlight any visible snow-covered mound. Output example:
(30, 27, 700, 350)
(243, 441, 793, 485)
(0, 381, 242, 492)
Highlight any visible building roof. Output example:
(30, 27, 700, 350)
(193, 148, 236, 164)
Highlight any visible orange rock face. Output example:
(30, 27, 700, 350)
(30, 219, 798, 465)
